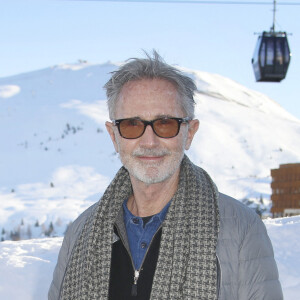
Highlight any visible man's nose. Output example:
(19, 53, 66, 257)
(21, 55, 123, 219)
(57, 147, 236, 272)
(139, 124, 160, 147)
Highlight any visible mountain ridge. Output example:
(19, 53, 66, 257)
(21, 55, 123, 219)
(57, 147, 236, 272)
(0, 61, 299, 237)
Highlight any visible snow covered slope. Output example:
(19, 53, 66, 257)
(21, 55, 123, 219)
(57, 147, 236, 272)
(0, 61, 300, 238)
(0, 216, 299, 300)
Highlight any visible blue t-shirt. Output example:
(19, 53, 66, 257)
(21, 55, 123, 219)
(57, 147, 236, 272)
(123, 199, 171, 270)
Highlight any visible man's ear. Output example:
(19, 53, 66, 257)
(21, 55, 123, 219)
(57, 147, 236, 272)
(105, 121, 119, 153)
(185, 119, 199, 150)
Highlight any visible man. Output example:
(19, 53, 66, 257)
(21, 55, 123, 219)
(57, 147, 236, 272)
(49, 52, 283, 300)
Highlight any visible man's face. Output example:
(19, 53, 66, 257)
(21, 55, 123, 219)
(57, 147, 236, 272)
(106, 78, 199, 185)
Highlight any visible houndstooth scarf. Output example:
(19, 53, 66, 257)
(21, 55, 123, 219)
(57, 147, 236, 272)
(60, 155, 220, 299)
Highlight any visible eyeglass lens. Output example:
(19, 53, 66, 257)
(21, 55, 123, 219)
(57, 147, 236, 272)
(119, 118, 179, 139)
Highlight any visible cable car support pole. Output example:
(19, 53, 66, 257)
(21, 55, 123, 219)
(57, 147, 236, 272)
(271, 0, 276, 32)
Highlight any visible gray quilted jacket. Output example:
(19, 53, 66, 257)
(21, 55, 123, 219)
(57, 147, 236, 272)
(48, 193, 283, 300)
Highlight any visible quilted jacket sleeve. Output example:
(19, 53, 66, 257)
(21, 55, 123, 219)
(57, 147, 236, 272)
(48, 203, 97, 300)
(217, 193, 283, 300)
(238, 212, 283, 300)
(48, 226, 72, 300)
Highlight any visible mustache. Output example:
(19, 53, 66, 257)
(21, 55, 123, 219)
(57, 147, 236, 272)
(132, 148, 171, 157)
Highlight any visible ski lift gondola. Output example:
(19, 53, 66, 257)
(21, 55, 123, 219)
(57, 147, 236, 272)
(251, 0, 291, 82)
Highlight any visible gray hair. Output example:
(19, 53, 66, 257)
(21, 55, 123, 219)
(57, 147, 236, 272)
(104, 50, 197, 119)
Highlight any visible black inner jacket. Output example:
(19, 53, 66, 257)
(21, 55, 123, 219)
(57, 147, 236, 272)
(109, 226, 162, 300)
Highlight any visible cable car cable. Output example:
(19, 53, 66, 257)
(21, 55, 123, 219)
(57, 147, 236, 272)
(71, 0, 300, 5)
(77, 0, 297, 82)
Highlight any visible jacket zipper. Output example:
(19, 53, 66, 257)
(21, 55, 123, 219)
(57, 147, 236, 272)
(115, 223, 163, 297)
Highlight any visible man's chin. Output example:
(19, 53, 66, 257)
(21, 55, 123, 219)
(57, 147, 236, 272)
(132, 167, 174, 185)
(135, 175, 168, 185)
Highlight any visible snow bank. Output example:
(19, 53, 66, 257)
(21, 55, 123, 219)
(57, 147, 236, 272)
(0, 237, 62, 299)
(264, 216, 300, 299)
(0, 85, 20, 98)
(0, 216, 299, 299)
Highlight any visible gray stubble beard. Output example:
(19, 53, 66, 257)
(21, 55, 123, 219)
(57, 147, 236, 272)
(115, 136, 187, 185)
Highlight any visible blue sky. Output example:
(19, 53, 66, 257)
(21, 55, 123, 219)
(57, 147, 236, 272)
(1, 0, 300, 118)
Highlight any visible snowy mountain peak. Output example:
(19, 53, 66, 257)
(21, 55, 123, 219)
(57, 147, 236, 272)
(178, 66, 299, 122)
(0, 61, 299, 300)
(0, 61, 300, 241)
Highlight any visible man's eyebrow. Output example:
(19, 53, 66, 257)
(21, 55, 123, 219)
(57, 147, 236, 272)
(123, 115, 175, 120)
(154, 114, 174, 119)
